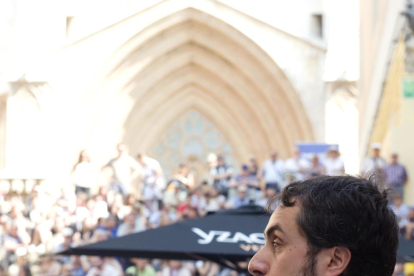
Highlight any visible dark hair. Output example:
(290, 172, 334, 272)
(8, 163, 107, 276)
(268, 175, 398, 276)
(20, 265, 32, 276)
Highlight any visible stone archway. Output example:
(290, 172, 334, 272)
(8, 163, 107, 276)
(80, 8, 315, 173)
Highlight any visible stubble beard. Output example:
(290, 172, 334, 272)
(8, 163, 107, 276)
(299, 251, 318, 276)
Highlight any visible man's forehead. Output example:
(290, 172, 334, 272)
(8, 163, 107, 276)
(265, 205, 300, 235)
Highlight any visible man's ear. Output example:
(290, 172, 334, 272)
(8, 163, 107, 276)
(319, 247, 351, 276)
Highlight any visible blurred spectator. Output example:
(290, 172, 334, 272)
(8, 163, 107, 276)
(59, 263, 74, 276)
(92, 194, 109, 219)
(181, 207, 199, 220)
(54, 227, 74, 253)
(8, 248, 29, 276)
(86, 256, 122, 276)
(72, 150, 95, 195)
(323, 146, 344, 176)
(106, 143, 140, 196)
(171, 164, 195, 192)
(261, 151, 284, 192)
(248, 156, 260, 180)
(190, 186, 207, 215)
(116, 213, 137, 237)
(205, 187, 226, 212)
(148, 204, 177, 229)
(228, 186, 250, 209)
(4, 221, 30, 266)
(37, 256, 62, 276)
(284, 148, 309, 181)
(393, 263, 405, 276)
(99, 215, 118, 238)
(257, 186, 277, 208)
(383, 153, 408, 197)
(195, 261, 220, 276)
(177, 195, 191, 215)
(306, 155, 325, 178)
(230, 165, 259, 201)
(125, 258, 156, 276)
(132, 206, 147, 233)
(210, 155, 233, 197)
(161, 261, 191, 276)
(17, 264, 32, 276)
(137, 153, 164, 212)
(361, 143, 387, 176)
(402, 207, 414, 240)
(70, 256, 89, 276)
(390, 194, 409, 229)
(57, 187, 77, 215)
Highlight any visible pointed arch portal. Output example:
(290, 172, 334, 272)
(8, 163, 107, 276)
(59, 7, 315, 177)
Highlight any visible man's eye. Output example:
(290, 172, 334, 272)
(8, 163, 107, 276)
(272, 240, 281, 247)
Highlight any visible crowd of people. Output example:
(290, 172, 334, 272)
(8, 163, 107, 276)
(0, 142, 411, 276)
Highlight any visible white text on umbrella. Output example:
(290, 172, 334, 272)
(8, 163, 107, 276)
(192, 228, 265, 245)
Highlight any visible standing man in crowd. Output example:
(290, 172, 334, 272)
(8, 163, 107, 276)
(249, 175, 399, 276)
(230, 164, 260, 201)
(210, 155, 233, 197)
(361, 143, 387, 177)
(106, 143, 140, 196)
(136, 153, 164, 212)
(383, 153, 408, 197)
(323, 146, 344, 176)
(261, 151, 284, 192)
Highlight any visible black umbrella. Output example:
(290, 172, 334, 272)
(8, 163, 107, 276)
(398, 238, 414, 262)
(59, 205, 269, 270)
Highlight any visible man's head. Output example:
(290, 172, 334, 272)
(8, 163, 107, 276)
(131, 258, 148, 271)
(237, 185, 248, 199)
(391, 193, 403, 207)
(248, 175, 398, 276)
(136, 153, 148, 166)
(217, 155, 225, 166)
(61, 263, 73, 276)
(62, 227, 73, 247)
(371, 143, 381, 157)
(326, 146, 339, 159)
(117, 143, 127, 155)
(391, 153, 398, 165)
(265, 186, 277, 199)
(241, 164, 249, 176)
(89, 256, 104, 269)
(270, 151, 278, 161)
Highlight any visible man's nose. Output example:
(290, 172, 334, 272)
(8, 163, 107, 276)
(248, 250, 269, 276)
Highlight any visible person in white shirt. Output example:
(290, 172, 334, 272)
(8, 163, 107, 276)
(72, 150, 96, 195)
(261, 151, 285, 192)
(284, 148, 309, 181)
(210, 155, 233, 197)
(137, 153, 164, 212)
(86, 256, 122, 276)
(323, 146, 345, 176)
(161, 261, 191, 276)
(106, 144, 140, 196)
(361, 143, 387, 177)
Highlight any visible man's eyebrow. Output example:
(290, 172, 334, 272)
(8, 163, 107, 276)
(264, 224, 285, 239)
